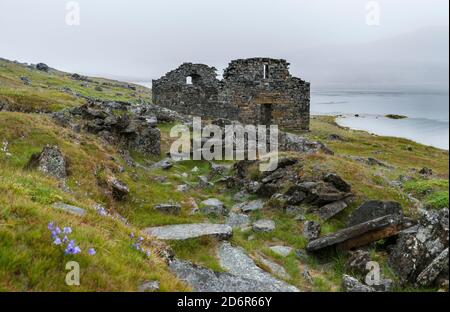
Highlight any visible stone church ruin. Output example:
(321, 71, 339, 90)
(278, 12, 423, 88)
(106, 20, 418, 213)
(152, 58, 310, 131)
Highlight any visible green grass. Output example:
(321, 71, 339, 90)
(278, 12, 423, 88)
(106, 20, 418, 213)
(0, 58, 448, 292)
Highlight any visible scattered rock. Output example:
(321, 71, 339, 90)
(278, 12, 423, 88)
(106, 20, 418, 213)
(253, 219, 276, 232)
(154, 203, 181, 215)
(389, 208, 449, 286)
(226, 213, 250, 229)
(52, 101, 161, 156)
(233, 190, 250, 202)
(255, 254, 290, 280)
(342, 275, 375, 292)
(347, 201, 403, 227)
(419, 167, 433, 176)
(20, 76, 31, 85)
(152, 159, 173, 170)
(198, 175, 214, 188)
(346, 250, 371, 275)
(280, 132, 333, 155)
(26, 145, 67, 180)
(323, 173, 351, 192)
(327, 134, 344, 141)
(303, 221, 321, 241)
(200, 198, 226, 216)
(238, 199, 265, 213)
(307, 214, 402, 252)
(302, 267, 314, 284)
(317, 200, 348, 221)
(169, 258, 296, 292)
(144, 223, 232, 240)
(138, 280, 160, 292)
(270, 246, 293, 257)
(107, 176, 129, 200)
(53, 202, 86, 216)
(217, 242, 299, 292)
(176, 184, 189, 192)
(36, 63, 49, 72)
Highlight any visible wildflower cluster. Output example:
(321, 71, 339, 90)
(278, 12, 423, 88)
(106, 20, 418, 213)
(47, 222, 95, 256)
(129, 232, 151, 258)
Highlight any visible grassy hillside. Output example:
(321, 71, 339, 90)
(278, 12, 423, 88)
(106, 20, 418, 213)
(0, 58, 448, 292)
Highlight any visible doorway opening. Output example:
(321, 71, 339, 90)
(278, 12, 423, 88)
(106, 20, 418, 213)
(259, 104, 273, 126)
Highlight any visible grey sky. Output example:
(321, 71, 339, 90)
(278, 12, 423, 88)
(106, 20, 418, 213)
(0, 0, 448, 89)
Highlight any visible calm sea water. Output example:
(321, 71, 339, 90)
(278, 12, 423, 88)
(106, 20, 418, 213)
(311, 90, 449, 150)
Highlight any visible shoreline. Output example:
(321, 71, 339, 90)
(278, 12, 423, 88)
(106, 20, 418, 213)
(323, 113, 449, 151)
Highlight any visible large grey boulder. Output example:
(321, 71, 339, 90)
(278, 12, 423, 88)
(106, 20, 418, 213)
(169, 259, 296, 292)
(200, 198, 225, 216)
(307, 214, 402, 252)
(270, 246, 294, 257)
(323, 173, 351, 192)
(226, 213, 250, 229)
(217, 242, 299, 292)
(53, 202, 86, 216)
(317, 200, 348, 221)
(236, 199, 265, 213)
(279, 132, 333, 155)
(252, 219, 276, 232)
(26, 145, 67, 180)
(348, 200, 403, 226)
(154, 203, 181, 214)
(342, 275, 375, 292)
(303, 221, 321, 241)
(389, 208, 449, 286)
(144, 223, 232, 240)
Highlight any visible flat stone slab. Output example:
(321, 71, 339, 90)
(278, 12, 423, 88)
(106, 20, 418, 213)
(307, 214, 401, 252)
(144, 223, 232, 240)
(317, 200, 348, 221)
(226, 213, 251, 229)
(169, 259, 296, 292)
(53, 202, 86, 216)
(235, 199, 265, 213)
(218, 242, 299, 292)
(270, 246, 294, 257)
(252, 219, 276, 232)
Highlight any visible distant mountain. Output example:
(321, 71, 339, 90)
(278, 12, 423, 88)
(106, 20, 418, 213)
(289, 26, 449, 92)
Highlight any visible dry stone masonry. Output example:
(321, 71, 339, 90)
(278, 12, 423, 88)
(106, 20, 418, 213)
(153, 58, 310, 131)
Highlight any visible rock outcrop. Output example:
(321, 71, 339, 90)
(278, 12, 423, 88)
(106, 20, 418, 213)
(26, 145, 68, 180)
(53, 101, 161, 156)
(389, 208, 449, 287)
(144, 223, 232, 240)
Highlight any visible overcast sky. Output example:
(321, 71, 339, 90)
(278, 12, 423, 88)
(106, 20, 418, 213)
(0, 0, 448, 89)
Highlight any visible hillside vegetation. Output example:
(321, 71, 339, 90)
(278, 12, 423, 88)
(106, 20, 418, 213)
(0, 58, 448, 292)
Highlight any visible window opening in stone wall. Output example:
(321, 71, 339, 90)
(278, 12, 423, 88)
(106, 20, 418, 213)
(263, 64, 269, 79)
(186, 76, 193, 85)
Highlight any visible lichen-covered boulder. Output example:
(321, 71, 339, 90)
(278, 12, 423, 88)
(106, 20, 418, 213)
(26, 145, 67, 180)
(388, 208, 449, 286)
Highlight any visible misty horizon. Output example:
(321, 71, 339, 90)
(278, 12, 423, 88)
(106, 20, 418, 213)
(1, 0, 448, 91)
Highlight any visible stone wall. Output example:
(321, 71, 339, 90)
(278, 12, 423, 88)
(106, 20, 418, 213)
(152, 58, 310, 130)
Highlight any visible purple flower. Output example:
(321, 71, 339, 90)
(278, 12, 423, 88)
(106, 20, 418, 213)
(145, 250, 151, 258)
(62, 235, 69, 243)
(138, 236, 144, 242)
(132, 243, 141, 251)
(53, 237, 62, 245)
(129, 232, 135, 239)
(98, 208, 108, 216)
(51, 230, 60, 239)
(62, 227, 72, 234)
(88, 248, 96, 256)
(47, 222, 55, 231)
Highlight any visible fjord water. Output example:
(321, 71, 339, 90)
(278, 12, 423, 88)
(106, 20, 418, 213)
(311, 90, 449, 150)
